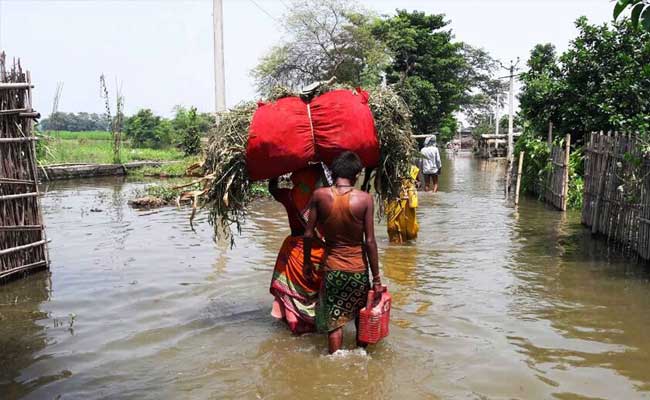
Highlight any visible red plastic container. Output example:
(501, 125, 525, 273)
(358, 287, 391, 344)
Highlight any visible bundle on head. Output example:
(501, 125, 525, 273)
(198, 85, 416, 242)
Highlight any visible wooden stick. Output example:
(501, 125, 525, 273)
(0, 83, 33, 90)
(515, 151, 525, 206)
(592, 143, 609, 234)
(26, 69, 50, 268)
(0, 107, 30, 115)
(0, 239, 49, 256)
(0, 192, 39, 201)
(0, 177, 36, 185)
(0, 260, 47, 280)
(561, 134, 571, 211)
(0, 225, 43, 232)
(0, 137, 39, 143)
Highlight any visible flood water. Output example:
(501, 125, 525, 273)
(2, 155, 650, 399)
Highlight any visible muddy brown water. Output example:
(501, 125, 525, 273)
(1, 156, 650, 399)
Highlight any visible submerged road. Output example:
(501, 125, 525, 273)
(1, 155, 650, 399)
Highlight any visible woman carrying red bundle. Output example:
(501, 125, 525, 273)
(269, 166, 325, 334)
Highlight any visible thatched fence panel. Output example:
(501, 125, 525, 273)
(539, 135, 572, 211)
(0, 52, 49, 282)
(582, 132, 650, 259)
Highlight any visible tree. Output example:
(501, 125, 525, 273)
(124, 109, 172, 149)
(613, 0, 650, 30)
(40, 112, 109, 131)
(252, 0, 388, 95)
(518, 43, 563, 135)
(371, 10, 467, 135)
(458, 44, 508, 122)
(173, 106, 202, 155)
(519, 18, 650, 142)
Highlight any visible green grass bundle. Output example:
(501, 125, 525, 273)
(199, 85, 416, 242)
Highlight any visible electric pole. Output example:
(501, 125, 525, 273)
(507, 60, 516, 166)
(213, 0, 226, 114)
(502, 58, 519, 199)
(495, 93, 500, 136)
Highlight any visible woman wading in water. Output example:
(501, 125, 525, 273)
(303, 151, 383, 354)
(269, 166, 325, 334)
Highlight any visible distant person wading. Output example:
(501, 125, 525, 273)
(421, 136, 442, 192)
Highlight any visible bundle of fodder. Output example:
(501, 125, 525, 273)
(197, 84, 417, 242)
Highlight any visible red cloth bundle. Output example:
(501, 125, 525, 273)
(246, 89, 380, 181)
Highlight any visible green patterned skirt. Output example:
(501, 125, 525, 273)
(316, 270, 370, 333)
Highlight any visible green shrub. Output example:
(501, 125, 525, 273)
(124, 109, 174, 149)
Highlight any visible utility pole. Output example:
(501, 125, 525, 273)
(502, 58, 519, 199)
(507, 60, 516, 166)
(213, 0, 226, 114)
(495, 93, 500, 136)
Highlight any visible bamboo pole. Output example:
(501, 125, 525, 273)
(0, 192, 38, 201)
(0, 137, 38, 143)
(0, 260, 47, 280)
(0, 225, 43, 232)
(0, 83, 33, 90)
(561, 134, 571, 211)
(0, 107, 30, 115)
(515, 151, 525, 206)
(0, 240, 49, 256)
(25, 70, 50, 268)
(592, 135, 609, 234)
(0, 177, 36, 184)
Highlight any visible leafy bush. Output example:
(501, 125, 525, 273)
(514, 131, 584, 210)
(124, 109, 171, 149)
(173, 107, 202, 156)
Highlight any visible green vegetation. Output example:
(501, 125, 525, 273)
(253, 0, 502, 141)
(513, 133, 584, 210)
(46, 130, 113, 140)
(173, 107, 202, 156)
(519, 18, 650, 141)
(39, 112, 109, 131)
(128, 157, 200, 178)
(515, 17, 649, 210)
(123, 107, 214, 150)
(39, 138, 185, 165)
(613, 0, 650, 30)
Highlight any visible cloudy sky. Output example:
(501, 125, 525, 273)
(0, 0, 612, 117)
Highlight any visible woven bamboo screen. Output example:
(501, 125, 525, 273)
(0, 52, 49, 282)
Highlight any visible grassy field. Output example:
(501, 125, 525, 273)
(40, 136, 186, 165)
(46, 130, 113, 140)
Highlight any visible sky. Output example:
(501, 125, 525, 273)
(0, 0, 613, 118)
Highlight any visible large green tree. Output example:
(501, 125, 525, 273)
(371, 11, 467, 137)
(519, 18, 650, 141)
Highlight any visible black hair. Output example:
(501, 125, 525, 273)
(331, 151, 363, 181)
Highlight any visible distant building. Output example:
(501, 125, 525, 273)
(475, 132, 522, 158)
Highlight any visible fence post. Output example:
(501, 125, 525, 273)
(592, 132, 608, 234)
(515, 151, 525, 206)
(548, 122, 553, 147)
(561, 134, 571, 211)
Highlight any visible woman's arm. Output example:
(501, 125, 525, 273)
(303, 193, 319, 282)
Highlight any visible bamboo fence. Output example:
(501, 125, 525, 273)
(582, 132, 650, 260)
(544, 134, 571, 211)
(509, 134, 570, 211)
(0, 52, 49, 282)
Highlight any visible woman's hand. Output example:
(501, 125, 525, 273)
(372, 276, 383, 294)
(303, 261, 315, 284)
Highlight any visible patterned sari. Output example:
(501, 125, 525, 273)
(270, 236, 324, 333)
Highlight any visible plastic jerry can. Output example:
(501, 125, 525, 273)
(358, 286, 391, 344)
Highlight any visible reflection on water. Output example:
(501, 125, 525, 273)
(1, 160, 650, 399)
